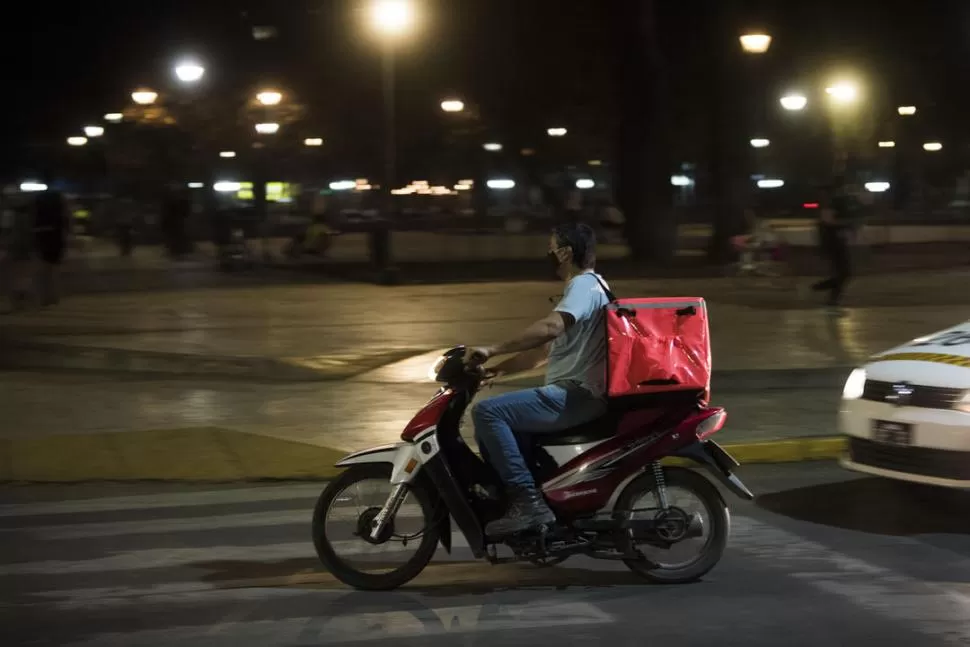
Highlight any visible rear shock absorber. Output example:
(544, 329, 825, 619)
(651, 461, 669, 510)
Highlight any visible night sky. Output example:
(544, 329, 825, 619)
(1, 0, 967, 179)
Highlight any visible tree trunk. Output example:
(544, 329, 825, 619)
(615, 0, 675, 263)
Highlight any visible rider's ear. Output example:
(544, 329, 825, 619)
(555, 246, 571, 264)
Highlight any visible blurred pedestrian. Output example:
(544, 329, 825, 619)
(2, 191, 34, 311)
(811, 177, 856, 315)
(32, 180, 70, 306)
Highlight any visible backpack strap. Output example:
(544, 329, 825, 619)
(587, 272, 617, 303)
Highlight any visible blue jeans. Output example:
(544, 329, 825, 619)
(471, 382, 608, 488)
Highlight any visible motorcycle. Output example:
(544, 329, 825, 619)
(312, 346, 753, 591)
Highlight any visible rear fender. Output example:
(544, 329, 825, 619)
(672, 441, 754, 500)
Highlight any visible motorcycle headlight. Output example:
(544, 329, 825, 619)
(428, 355, 447, 381)
(842, 368, 867, 400)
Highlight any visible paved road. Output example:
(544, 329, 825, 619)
(3, 463, 969, 646)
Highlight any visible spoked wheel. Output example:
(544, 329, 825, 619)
(312, 464, 441, 591)
(616, 466, 729, 584)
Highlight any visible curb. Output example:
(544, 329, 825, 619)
(0, 429, 845, 484)
(0, 340, 431, 383)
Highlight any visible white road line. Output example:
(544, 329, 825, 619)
(733, 516, 970, 644)
(57, 601, 614, 646)
(0, 484, 326, 518)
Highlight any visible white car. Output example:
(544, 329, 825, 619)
(840, 322, 970, 488)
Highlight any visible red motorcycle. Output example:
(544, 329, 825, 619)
(312, 346, 753, 591)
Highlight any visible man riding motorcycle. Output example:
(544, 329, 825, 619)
(470, 222, 610, 537)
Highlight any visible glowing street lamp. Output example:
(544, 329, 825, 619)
(304, 138, 324, 147)
(219, 151, 236, 158)
(780, 93, 807, 111)
(257, 90, 283, 106)
(131, 89, 158, 105)
(369, 0, 415, 38)
(923, 141, 942, 152)
(174, 60, 205, 84)
(897, 106, 917, 116)
(67, 136, 88, 146)
(739, 33, 771, 54)
(440, 99, 465, 113)
(483, 142, 503, 152)
(878, 141, 896, 148)
(255, 122, 280, 135)
(83, 125, 105, 138)
(103, 113, 123, 123)
(547, 127, 567, 137)
(750, 138, 770, 148)
(825, 82, 859, 104)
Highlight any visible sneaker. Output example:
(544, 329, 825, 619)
(485, 484, 556, 538)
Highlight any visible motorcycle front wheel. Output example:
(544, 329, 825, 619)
(312, 463, 441, 591)
(615, 466, 729, 584)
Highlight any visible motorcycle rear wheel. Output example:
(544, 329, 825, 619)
(312, 464, 441, 591)
(616, 466, 729, 584)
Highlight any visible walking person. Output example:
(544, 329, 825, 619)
(811, 176, 856, 315)
(2, 192, 34, 311)
(32, 181, 70, 307)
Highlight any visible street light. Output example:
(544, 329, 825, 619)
(255, 122, 280, 134)
(304, 138, 324, 147)
(547, 127, 567, 137)
(440, 99, 465, 113)
(780, 93, 807, 111)
(923, 141, 942, 152)
(757, 179, 784, 189)
(67, 136, 88, 146)
(19, 181, 48, 192)
(825, 82, 859, 104)
(103, 113, 123, 123)
(369, 0, 415, 38)
(131, 89, 158, 105)
(219, 151, 236, 158)
(257, 90, 283, 106)
(878, 141, 896, 148)
(750, 138, 770, 148)
(174, 60, 205, 84)
(483, 142, 503, 152)
(575, 179, 595, 190)
(739, 33, 771, 54)
(897, 105, 917, 116)
(83, 125, 105, 138)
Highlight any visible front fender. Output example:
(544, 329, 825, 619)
(335, 444, 402, 468)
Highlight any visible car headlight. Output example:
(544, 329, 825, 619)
(842, 368, 867, 400)
(958, 390, 970, 414)
(427, 355, 447, 381)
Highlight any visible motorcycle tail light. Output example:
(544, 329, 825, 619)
(696, 410, 727, 440)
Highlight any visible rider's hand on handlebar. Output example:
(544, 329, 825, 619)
(466, 347, 494, 366)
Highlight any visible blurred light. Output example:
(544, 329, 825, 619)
(670, 175, 693, 187)
(174, 60, 205, 83)
(897, 105, 917, 116)
(19, 181, 47, 192)
(454, 183, 471, 191)
(304, 138, 324, 147)
(825, 82, 858, 104)
(329, 180, 357, 191)
(103, 113, 123, 123)
(255, 122, 280, 135)
(67, 136, 88, 146)
(575, 179, 595, 190)
(257, 91, 283, 106)
(187, 182, 205, 189)
(780, 93, 807, 111)
(803, 202, 820, 209)
(440, 99, 465, 113)
(757, 179, 784, 189)
(547, 127, 567, 137)
(487, 179, 516, 190)
(589, 160, 603, 166)
(252, 26, 278, 41)
(864, 181, 891, 193)
(131, 89, 158, 105)
(219, 151, 236, 158)
(750, 138, 770, 148)
(923, 141, 942, 151)
(83, 125, 104, 138)
(483, 142, 503, 152)
(521, 148, 536, 156)
(739, 33, 771, 53)
(213, 181, 242, 193)
(878, 141, 896, 148)
(369, 0, 415, 37)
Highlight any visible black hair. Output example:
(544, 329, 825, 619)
(553, 222, 597, 269)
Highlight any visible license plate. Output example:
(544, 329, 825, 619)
(871, 420, 913, 446)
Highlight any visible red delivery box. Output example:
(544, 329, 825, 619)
(603, 297, 712, 399)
